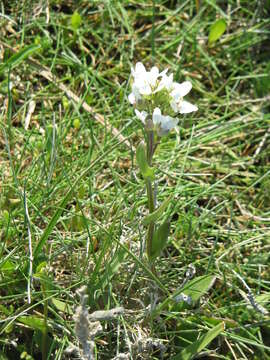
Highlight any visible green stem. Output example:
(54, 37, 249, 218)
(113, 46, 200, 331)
(146, 130, 155, 263)
(42, 285, 48, 360)
(147, 130, 154, 166)
(146, 178, 155, 259)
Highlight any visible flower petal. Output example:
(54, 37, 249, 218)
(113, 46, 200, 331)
(132, 84, 141, 98)
(157, 114, 178, 136)
(134, 62, 146, 75)
(171, 81, 192, 99)
(152, 107, 162, 125)
(153, 107, 161, 116)
(156, 73, 173, 92)
(159, 68, 168, 77)
(128, 93, 136, 104)
(140, 84, 152, 95)
(179, 100, 198, 114)
(135, 109, 148, 123)
(149, 66, 159, 83)
(162, 116, 178, 131)
(170, 100, 178, 113)
(134, 78, 151, 95)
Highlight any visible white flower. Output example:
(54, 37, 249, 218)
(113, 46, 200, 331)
(128, 87, 139, 105)
(171, 81, 192, 98)
(134, 108, 178, 135)
(128, 63, 198, 136)
(155, 71, 197, 115)
(128, 62, 165, 104)
(154, 72, 173, 93)
(135, 109, 148, 124)
(153, 107, 178, 136)
(170, 81, 198, 114)
(171, 99, 198, 114)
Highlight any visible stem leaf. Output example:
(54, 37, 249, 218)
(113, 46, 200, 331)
(136, 141, 155, 180)
(143, 196, 172, 226)
(149, 220, 170, 260)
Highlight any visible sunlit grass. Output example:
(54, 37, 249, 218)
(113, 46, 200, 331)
(0, 1, 270, 359)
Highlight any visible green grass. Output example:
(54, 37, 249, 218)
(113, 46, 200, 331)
(0, 0, 270, 359)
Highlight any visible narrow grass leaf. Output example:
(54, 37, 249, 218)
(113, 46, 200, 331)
(227, 333, 270, 351)
(0, 44, 41, 74)
(172, 322, 224, 360)
(33, 142, 126, 262)
(98, 247, 127, 292)
(33, 189, 73, 260)
(113, 237, 168, 294)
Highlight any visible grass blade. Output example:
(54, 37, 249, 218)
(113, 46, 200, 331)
(172, 322, 224, 360)
(0, 44, 40, 74)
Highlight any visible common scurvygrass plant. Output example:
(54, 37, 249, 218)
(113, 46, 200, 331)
(128, 62, 197, 268)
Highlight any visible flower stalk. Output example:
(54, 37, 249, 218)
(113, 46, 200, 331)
(145, 129, 156, 265)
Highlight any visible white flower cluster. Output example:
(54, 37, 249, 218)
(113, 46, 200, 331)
(128, 62, 197, 136)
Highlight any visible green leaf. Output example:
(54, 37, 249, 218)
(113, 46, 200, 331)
(51, 298, 73, 315)
(36, 261, 47, 273)
(201, 316, 237, 329)
(0, 44, 41, 75)
(17, 315, 46, 332)
(172, 322, 224, 360)
(0, 304, 11, 316)
(150, 221, 170, 260)
(170, 275, 217, 312)
(142, 196, 172, 226)
(152, 275, 216, 318)
(208, 19, 227, 45)
(136, 141, 155, 180)
(34, 270, 55, 292)
(0, 260, 15, 272)
(71, 11, 82, 31)
(181, 275, 216, 302)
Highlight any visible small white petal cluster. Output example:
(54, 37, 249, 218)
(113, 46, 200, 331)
(128, 62, 197, 136)
(128, 63, 167, 104)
